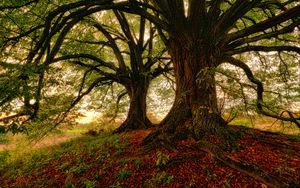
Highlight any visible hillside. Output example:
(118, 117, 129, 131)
(0, 126, 299, 187)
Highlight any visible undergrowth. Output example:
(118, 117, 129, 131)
(0, 131, 123, 181)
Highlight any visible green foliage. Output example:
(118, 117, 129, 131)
(119, 157, 143, 168)
(0, 133, 9, 144)
(20, 148, 54, 175)
(65, 182, 74, 188)
(0, 131, 123, 181)
(156, 151, 170, 170)
(133, 158, 143, 168)
(6, 122, 28, 135)
(230, 116, 300, 135)
(0, 150, 10, 163)
(83, 180, 97, 188)
(69, 163, 87, 174)
(153, 171, 174, 186)
(118, 168, 132, 180)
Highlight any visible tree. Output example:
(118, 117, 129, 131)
(120, 0, 300, 147)
(1, 1, 300, 186)
(0, 1, 170, 133)
(1, 0, 299, 138)
(53, 11, 170, 132)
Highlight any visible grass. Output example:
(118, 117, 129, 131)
(230, 115, 300, 136)
(0, 126, 299, 187)
(0, 115, 299, 187)
(66, 128, 88, 133)
(0, 133, 9, 144)
(0, 131, 123, 181)
(118, 168, 132, 180)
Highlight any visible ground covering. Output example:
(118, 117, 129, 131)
(0, 126, 299, 187)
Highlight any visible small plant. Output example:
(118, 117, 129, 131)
(156, 151, 170, 169)
(118, 158, 131, 164)
(59, 161, 72, 171)
(69, 163, 87, 174)
(83, 180, 96, 188)
(204, 167, 216, 180)
(0, 133, 9, 144)
(118, 168, 132, 180)
(133, 158, 143, 168)
(0, 150, 10, 164)
(65, 182, 74, 188)
(118, 157, 143, 168)
(154, 171, 174, 185)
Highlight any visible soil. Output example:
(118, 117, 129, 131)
(1, 126, 299, 187)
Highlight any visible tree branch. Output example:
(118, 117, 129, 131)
(226, 5, 300, 42)
(109, 90, 128, 123)
(224, 56, 300, 128)
(91, 20, 126, 70)
(226, 45, 300, 56)
(227, 19, 300, 49)
(52, 53, 117, 71)
(216, 0, 257, 36)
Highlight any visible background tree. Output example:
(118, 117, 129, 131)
(0, 1, 171, 133)
(52, 10, 170, 132)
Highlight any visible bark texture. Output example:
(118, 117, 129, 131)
(143, 37, 231, 148)
(114, 78, 152, 133)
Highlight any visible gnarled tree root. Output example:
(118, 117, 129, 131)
(193, 141, 286, 188)
(238, 127, 300, 152)
(141, 129, 179, 152)
(113, 118, 152, 133)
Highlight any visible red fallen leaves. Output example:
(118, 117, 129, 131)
(1, 126, 299, 187)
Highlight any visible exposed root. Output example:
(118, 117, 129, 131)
(142, 115, 239, 152)
(259, 139, 300, 152)
(193, 141, 285, 188)
(113, 118, 152, 133)
(238, 127, 300, 152)
(142, 122, 296, 187)
(142, 129, 178, 152)
(144, 129, 287, 187)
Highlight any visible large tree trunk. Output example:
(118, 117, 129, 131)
(143, 38, 230, 147)
(114, 79, 152, 133)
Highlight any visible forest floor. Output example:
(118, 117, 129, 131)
(0, 126, 299, 188)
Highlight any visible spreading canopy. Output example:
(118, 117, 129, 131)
(0, 0, 299, 129)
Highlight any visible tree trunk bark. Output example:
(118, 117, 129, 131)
(143, 38, 230, 147)
(114, 79, 152, 133)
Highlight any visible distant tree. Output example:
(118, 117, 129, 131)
(52, 11, 170, 132)
(0, 1, 170, 133)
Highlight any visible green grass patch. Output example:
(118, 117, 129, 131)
(0, 131, 125, 185)
(118, 168, 132, 180)
(0, 133, 9, 144)
(118, 157, 143, 168)
(230, 116, 300, 135)
(66, 128, 88, 133)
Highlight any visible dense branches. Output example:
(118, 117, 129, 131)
(0, 0, 299, 137)
(0, 2, 171, 133)
(0, 1, 299, 185)
(225, 56, 300, 128)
